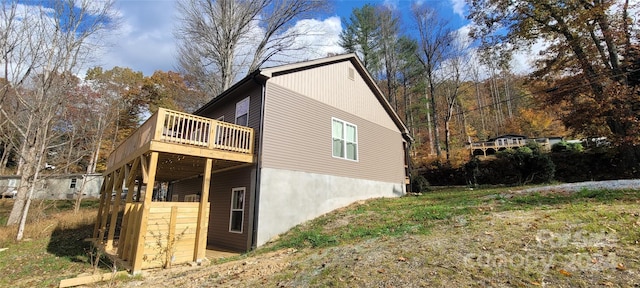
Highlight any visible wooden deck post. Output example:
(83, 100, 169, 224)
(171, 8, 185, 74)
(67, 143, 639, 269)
(167, 206, 178, 268)
(194, 158, 212, 262)
(97, 173, 116, 243)
(131, 152, 159, 274)
(106, 168, 126, 251)
(118, 158, 140, 258)
(92, 177, 108, 239)
(153, 108, 166, 140)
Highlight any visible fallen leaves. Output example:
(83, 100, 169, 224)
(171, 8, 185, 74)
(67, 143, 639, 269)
(558, 269, 572, 277)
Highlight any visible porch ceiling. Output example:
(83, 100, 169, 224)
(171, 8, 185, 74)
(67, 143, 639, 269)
(154, 153, 250, 182)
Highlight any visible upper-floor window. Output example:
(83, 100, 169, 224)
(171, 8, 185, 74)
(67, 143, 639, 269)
(332, 118, 358, 161)
(235, 97, 250, 126)
(70, 178, 77, 189)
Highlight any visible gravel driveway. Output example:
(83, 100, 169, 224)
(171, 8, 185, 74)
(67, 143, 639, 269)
(518, 179, 640, 193)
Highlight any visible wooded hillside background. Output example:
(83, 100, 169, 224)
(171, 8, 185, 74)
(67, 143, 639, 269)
(1, 0, 638, 230)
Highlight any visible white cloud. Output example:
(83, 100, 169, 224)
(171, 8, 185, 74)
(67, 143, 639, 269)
(454, 24, 473, 48)
(383, 0, 399, 10)
(289, 16, 345, 58)
(510, 39, 549, 75)
(95, 1, 178, 76)
(450, 0, 466, 18)
(264, 16, 345, 66)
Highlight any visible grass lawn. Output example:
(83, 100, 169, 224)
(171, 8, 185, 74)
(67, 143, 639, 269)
(0, 199, 109, 288)
(1, 187, 639, 287)
(259, 187, 640, 287)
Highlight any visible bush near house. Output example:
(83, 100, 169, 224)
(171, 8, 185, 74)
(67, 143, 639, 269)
(464, 143, 555, 186)
(418, 144, 640, 187)
(552, 145, 640, 182)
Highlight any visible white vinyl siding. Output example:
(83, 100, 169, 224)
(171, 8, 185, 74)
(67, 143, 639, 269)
(332, 118, 358, 161)
(229, 187, 245, 233)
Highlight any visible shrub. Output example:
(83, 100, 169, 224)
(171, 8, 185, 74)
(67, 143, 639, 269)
(552, 141, 584, 153)
(467, 144, 555, 186)
(411, 174, 430, 192)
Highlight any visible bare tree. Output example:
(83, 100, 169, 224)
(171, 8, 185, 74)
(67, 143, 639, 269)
(0, 1, 117, 239)
(412, 4, 453, 158)
(175, 0, 327, 97)
(440, 41, 468, 161)
(378, 6, 401, 110)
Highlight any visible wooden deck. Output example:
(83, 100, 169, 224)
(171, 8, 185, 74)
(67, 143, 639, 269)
(105, 108, 254, 177)
(470, 138, 551, 156)
(92, 108, 255, 274)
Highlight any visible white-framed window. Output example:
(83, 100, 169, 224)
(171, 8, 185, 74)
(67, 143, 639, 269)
(235, 97, 250, 126)
(229, 187, 245, 233)
(70, 178, 77, 189)
(332, 118, 358, 161)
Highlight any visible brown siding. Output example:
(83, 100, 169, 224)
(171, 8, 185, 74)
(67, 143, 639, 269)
(268, 60, 398, 132)
(170, 178, 201, 202)
(261, 83, 405, 184)
(207, 166, 253, 252)
(169, 167, 253, 252)
(196, 82, 263, 154)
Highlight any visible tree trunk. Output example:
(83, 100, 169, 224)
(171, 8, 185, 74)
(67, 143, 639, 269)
(64, 129, 76, 173)
(428, 72, 441, 157)
(475, 81, 486, 138)
(424, 86, 435, 156)
(0, 142, 12, 175)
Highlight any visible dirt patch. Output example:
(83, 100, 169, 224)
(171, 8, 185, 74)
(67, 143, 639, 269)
(109, 248, 298, 288)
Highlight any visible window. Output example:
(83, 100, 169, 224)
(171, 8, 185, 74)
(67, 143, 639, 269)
(235, 97, 249, 126)
(229, 187, 245, 233)
(70, 178, 77, 189)
(332, 118, 358, 161)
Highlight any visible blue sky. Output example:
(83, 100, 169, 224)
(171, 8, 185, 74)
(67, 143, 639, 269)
(98, 0, 470, 76)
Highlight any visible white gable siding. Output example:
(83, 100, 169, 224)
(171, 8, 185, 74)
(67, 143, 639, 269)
(267, 61, 399, 132)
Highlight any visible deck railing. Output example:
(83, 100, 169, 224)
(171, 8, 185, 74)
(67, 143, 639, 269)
(107, 108, 254, 168)
(469, 138, 551, 150)
(470, 139, 527, 149)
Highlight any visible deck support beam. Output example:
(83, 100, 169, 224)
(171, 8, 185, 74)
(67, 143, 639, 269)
(118, 158, 140, 259)
(106, 168, 126, 250)
(194, 158, 212, 262)
(92, 178, 108, 239)
(131, 152, 159, 274)
(97, 173, 115, 243)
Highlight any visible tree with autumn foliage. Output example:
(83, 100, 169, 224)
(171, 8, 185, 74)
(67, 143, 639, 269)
(142, 71, 208, 114)
(467, 0, 640, 145)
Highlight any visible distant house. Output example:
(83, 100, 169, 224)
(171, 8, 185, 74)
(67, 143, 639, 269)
(469, 134, 562, 156)
(92, 54, 412, 273)
(0, 174, 102, 199)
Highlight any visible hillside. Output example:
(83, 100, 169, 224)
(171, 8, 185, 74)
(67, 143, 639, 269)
(104, 185, 639, 287)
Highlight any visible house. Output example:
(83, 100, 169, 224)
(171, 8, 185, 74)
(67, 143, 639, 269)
(0, 174, 103, 199)
(91, 54, 412, 273)
(469, 134, 561, 156)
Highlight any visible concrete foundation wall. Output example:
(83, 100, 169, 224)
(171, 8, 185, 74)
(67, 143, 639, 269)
(256, 167, 404, 246)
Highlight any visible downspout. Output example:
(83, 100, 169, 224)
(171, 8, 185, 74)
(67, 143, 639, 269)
(250, 76, 267, 250)
(403, 132, 413, 193)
